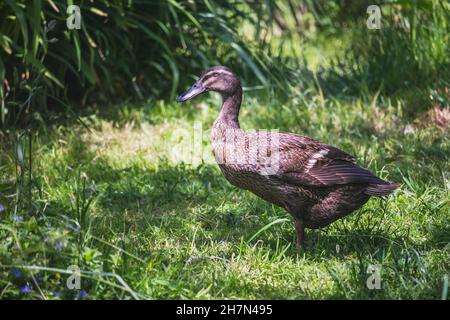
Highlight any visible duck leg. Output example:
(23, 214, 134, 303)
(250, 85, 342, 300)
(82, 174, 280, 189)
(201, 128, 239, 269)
(295, 218, 305, 249)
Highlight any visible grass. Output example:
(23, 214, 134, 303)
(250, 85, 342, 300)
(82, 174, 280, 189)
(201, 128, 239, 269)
(0, 84, 448, 299)
(1, 10, 449, 297)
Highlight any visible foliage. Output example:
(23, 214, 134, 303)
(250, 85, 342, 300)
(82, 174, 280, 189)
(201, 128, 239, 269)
(354, 1, 450, 107)
(0, 0, 289, 129)
(2, 1, 448, 130)
(274, 0, 450, 110)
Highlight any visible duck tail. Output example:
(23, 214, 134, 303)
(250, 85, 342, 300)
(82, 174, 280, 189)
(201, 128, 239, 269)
(365, 182, 401, 196)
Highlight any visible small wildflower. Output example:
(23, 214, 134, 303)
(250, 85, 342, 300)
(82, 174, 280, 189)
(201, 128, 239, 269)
(68, 222, 81, 233)
(21, 285, 32, 293)
(52, 291, 61, 297)
(13, 215, 23, 223)
(11, 268, 21, 277)
(76, 290, 88, 299)
(0, 203, 4, 212)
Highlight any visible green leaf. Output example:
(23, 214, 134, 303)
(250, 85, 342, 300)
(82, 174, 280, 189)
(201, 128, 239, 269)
(5, 0, 29, 55)
(248, 218, 289, 243)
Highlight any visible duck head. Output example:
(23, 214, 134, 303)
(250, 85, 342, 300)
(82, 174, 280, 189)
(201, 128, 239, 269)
(177, 66, 241, 102)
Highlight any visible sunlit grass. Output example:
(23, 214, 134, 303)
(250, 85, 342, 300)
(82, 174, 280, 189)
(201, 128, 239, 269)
(0, 88, 448, 299)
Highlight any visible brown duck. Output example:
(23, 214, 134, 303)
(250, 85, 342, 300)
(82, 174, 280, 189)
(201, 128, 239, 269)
(178, 66, 400, 248)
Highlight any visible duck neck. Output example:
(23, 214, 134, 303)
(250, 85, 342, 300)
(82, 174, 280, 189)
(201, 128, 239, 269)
(216, 87, 242, 129)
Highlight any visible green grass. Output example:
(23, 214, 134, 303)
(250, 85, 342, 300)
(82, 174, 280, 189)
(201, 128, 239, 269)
(1, 5, 449, 297)
(0, 86, 448, 299)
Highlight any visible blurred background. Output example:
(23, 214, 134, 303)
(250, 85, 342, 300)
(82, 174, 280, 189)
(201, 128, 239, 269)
(0, 1, 449, 300)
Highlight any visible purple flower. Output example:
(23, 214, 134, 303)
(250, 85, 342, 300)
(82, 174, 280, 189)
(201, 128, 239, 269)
(21, 285, 32, 293)
(11, 268, 21, 277)
(0, 203, 4, 212)
(52, 291, 61, 297)
(13, 216, 23, 223)
(76, 290, 88, 299)
(68, 222, 81, 233)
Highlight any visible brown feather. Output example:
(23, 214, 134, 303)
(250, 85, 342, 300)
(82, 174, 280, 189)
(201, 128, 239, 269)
(179, 66, 400, 246)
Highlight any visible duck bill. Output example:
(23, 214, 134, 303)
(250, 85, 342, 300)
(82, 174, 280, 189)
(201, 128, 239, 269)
(177, 83, 205, 103)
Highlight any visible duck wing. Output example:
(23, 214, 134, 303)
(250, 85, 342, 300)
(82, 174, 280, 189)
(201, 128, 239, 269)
(275, 134, 386, 187)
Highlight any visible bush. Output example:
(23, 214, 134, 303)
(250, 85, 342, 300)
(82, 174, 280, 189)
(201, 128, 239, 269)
(1, 1, 448, 128)
(0, 1, 290, 129)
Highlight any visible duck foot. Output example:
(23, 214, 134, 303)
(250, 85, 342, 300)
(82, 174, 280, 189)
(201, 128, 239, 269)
(295, 219, 305, 250)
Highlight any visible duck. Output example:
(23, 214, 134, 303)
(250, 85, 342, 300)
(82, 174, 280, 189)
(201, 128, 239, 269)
(177, 66, 400, 248)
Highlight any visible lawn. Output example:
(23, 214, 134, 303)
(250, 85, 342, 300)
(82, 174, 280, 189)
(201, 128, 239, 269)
(0, 79, 448, 299)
